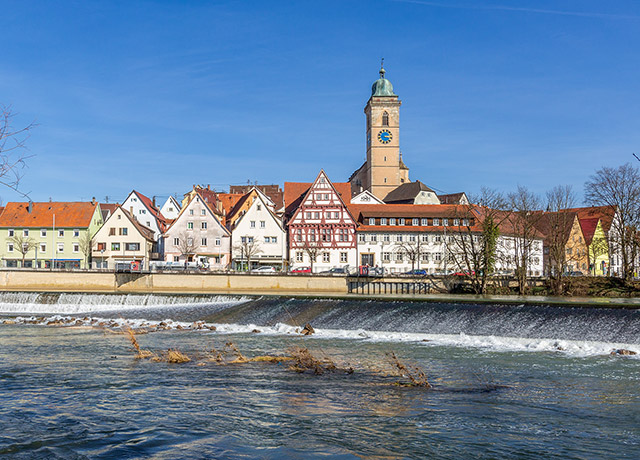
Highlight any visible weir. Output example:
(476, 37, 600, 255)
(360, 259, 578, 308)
(1, 292, 639, 345)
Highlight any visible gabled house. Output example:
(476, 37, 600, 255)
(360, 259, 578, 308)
(122, 190, 167, 259)
(285, 170, 357, 272)
(0, 200, 103, 269)
(534, 212, 589, 275)
(563, 206, 616, 276)
(159, 196, 181, 220)
(91, 206, 155, 269)
(163, 190, 231, 269)
(383, 180, 441, 205)
(227, 189, 286, 270)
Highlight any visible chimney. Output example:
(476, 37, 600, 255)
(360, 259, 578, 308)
(153, 196, 156, 207)
(91, 197, 96, 205)
(130, 206, 134, 215)
(28, 201, 33, 214)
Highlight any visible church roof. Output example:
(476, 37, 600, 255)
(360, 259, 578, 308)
(371, 66, 396, 97)
(383, 180, 435, 204)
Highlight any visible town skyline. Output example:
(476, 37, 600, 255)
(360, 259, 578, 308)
(2, 0, 639, 204)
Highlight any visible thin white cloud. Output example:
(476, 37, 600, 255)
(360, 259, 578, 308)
(393, 0, 640, 20)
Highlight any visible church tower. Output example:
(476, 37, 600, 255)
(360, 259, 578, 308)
(350, 63, 409, 200)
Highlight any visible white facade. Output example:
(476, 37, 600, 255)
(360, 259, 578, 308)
(231, 193, 286, 268)
(159, 196, 181, 220)
(351, 190, 385, 205)
(91, 207, 154, 269)
(122, 191, 163, 240)
(163, 193, 231, 270)
(356, 230, 544, 275)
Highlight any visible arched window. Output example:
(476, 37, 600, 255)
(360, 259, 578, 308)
(382, 111, 389, 126)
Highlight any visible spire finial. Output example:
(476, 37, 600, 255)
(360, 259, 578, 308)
(380, 57, 385, 78)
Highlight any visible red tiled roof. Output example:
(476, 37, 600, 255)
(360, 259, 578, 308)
(217, 193, 244, 216)
(0, 202, 98, 228)
(284, 181, 352, 217)
(132, 190, 167, 231)
(577, 217, 599, 246)
(229, 184, 284, 209)
(120, 207, 156, 241)
(563, 205, 616, 234)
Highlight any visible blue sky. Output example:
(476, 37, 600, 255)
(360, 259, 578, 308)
(1, 0, 639, 205)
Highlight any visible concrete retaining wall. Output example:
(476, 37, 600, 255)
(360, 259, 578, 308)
(0, 270, 348, 295)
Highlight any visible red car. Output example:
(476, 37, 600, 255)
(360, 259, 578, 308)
(290, 266, 312, 273)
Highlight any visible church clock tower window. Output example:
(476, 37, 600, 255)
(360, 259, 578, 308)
(382, 111, 389, 126)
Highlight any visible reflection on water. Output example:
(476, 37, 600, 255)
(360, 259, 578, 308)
(0, 324, 639, 459)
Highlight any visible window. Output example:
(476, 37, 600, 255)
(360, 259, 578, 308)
(257, 204, 261, 211)
(435, 235, 442, 243)
(111, 243, 120, 251)
(174, 256, 179, 262)
(340, 252, 347, 263)
(174, 237, 180, 246)
(443, 219, 448, 227)
(73, 229, 80, 238)
(339, 229, 348, 242)
(396, 235, 403, 242)
(305, 212, 311, 219)
(201, 222, 207, 229)
(390, 218, 396, 226)
(260, 221, 265, 228)
(421, 218, 428, 226)
(250, 221, 256, 228)
(309, 229, 316, 242)
(73, 243, 80, 253)
(187, 238, 193, 246)
(421, 235, 429, 243)
(396, 253, 403, 262)
(382, 111, 389, 126)
(189, 209, 194, 216)
(409, 234, 416, 242)
(453, 219, 460, 226)
(241, 237, 247, 243)
(201, 238, 207, 246)
(272, 236, 277, 243)
(435, 253, 442, 261)
(462, 219, 470, 226)
(369, 218, 375, 225)
(321, 228, 330, 242)
(382, 252, 391, 262)
(57, 243, 64, 252)
(59, 230, 65, 237)
(314, 212, 320, 219)
(41, 229, 47, 237)
(109, 227, 116, 236)
(334, 212, 340, 219)
(370, 234, 377, 242)
(433, 218, 440, 226)
(117, 214, 122, 219)
(125, 243, 140, 251)
(384, 177, 387, 183)
(187, 222, 194, 229)
(97, 242, 106, 251)
(201, 209, 206, 215)
(381, 218, 388, 225)
(383, 234, 390, 242)
(119, 228, 128, 236)
(23, 229, 29, 237)
(421, 253, 429, 262)
(264, 237, 270, 243)
(146, 222, 151, 227)
(296, 252, 303, 262)
(322, 252, 330, 263)
(319, 177, 326, 184)
(296, 229, 302, 242)
(168, 207, 174, 212)
(8, 229, 14, 237)
(40, 243, 47, 253)
(399, 218, 405, 225)
(7, 243, 14, 252)
(358, 234, 366, 243)
(412, 218, 419, 226)
(215, 238, 221, 246)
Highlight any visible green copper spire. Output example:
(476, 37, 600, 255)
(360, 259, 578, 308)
(371, 59, 396, 97)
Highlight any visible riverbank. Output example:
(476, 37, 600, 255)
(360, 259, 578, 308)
(0, 270, 638, 308)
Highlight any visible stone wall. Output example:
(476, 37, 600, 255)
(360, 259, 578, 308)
(0, 270, 348, 295)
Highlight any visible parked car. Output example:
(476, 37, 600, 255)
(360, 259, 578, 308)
(453, 271, 475, 276)
(319, 267, 348, 275)
(405, 269, 427, 276)
(563, 271, 584, 277)
(432, 270, 453, 276)
(251, 266, 277, 273)
(290, 266, 311, 273)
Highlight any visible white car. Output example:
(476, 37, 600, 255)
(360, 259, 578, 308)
(251, 266, 277, 273)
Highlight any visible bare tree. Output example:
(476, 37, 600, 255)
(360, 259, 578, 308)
(394, 235, 428, 272)
(233, 236, 262, 271)
(449, 188, 508, 294)
(542, 185, 577, 294)
(10, 233, 37, 267)
(507, 186, 543, 295)
(79, 232, 93, 270)
(1, 105, 35, 198)
(585, 163, 640, 280)
(176, 232, 199, 265)
(301, 240, 321, 273)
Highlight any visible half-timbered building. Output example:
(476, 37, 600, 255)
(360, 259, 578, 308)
(284, 171, 357, 272)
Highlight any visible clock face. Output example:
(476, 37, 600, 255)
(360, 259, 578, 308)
(378, 129, 392, 144)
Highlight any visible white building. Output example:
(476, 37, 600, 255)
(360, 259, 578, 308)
(121, 190, 167, 258)
(159, 195, 181, 220)
(227, 189, 286, 270)
(91, 206, 155, 269)
(163, 191, 231, 269)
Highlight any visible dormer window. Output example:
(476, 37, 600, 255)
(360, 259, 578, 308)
(368, 218, 375, 225)
(382, 111, 389, 126)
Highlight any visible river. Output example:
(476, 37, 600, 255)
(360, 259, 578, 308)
(0, 293, 638, 459)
